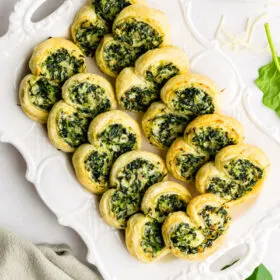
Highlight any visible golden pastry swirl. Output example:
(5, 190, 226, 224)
(99, 150, 167, 229)
(167, 114, 244, 183)
(96, 4, 171, 77)
(196, 144, 270, 206)
(126, 213, 169, 263)
(116, 46, 189, 112)
(162, 194, 231, 260)
(142, 73, 221, 150)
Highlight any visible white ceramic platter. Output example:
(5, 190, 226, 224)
(1, 0, 280, 279)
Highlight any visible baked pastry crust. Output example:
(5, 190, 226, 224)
(141, 181, 192, 223)
(47, 100, 90, 152)
(71, 5, 108, 56)
(29, 37, 87, 84)
(72, 143, 113, 194)
(19, 74, 60, 123)
(125, 213, 169, 263)
(162, 194, 231, 260)
(196, 144, 270, 207)
(62, 73, 117, 118)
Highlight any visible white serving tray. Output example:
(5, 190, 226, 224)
(1, 0, 280, 279)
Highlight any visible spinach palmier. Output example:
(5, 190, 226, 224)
(72, 144, 114, 194)
(116, 46, 189, 112)
(19, 74, 60, 123)
(62, 73, 116, 118)
(29, 38, 87, 84)
(161, 73, 220, 117)
(88, 110, 141, 160)
(93, 0, 146, 22)
(71, 5, 109, 57)
(96, 34, 138, 77)
(99, 189, 141, 229)
(142, 102, 190, 150)
(48, 101, 90, 152)
(167, 114, 244, 183)
(113, 4, 171, 51)
(110, 151, 168, 195)
(116, 67, 158, 112)
(162, 194, 231, 260)
(196, 144, 270, 207)
(125, 213, 169, 263)
(141, 181, 192, 223)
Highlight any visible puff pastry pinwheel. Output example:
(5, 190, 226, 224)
(162, 194, 231, 260)
(116, 46, 189, 112)
(88, 110, 141, 161)
(126, 213, 169, 263)
(19, 74, 60, 123)
(141, 181, 192, 223)
(142, 102, 190, 150)
(72, 144, 114, 194)
(196, 144, 270, 207)
(29, 37, 87, 84)
(167, 114, 244, 183)
(93, 0, 146, 22)
(48, 101, 90, 153)
(100, 150, 167, 229)
(96, 4, 171, 77)
(62, 73, 117, 118)
(71, 5, 109, 56)
(161, 73, 220, 116)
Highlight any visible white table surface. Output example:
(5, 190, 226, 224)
(0, 0, 279, 278)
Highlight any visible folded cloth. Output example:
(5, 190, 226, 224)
(0, 229, 102, 280)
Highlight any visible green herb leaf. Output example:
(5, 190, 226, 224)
(255, 23, 280, 117)
(221, 259, 239, 270)
(246, 264, 272, 280)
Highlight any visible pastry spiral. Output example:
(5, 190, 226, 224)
(71, 5, 109, 56)
(116, 46, 189, 112)
(88, 110, 141, 160)
(19, 74, 60, 123)
(72, 144, 114, 194)
(62, 73, 117, 118)
(29, 37, 87, 84)
(47, 101, 90, 152)
(141, 181, 192, 223)
(167, 114, 244, 183)
(162, 194, 231, 260)
(126, 213, 169, 263)
(196, 144, 270, 207)
(142, 102, 190, 149)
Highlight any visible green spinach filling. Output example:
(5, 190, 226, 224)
(98, 124, 137, 160)
(141, 220, 165, 257)
(75, 20, 108, 56)
(111, 190, 141, 226)
(155, 194, 187, 223)
(170, 223, 205, 254)
(114, 19, 163, 51)
(116, 158, 165, 195)
(176, 153, 207, 181)
(57, 111, 90, 148)
(151, 114, 190, 147)
(145, 63, 179, 87)
(191, 127, 236, 156)
(225, 159, 263, 187)
(85, 150, 113, 186)
(172, 87, 215, 116)
(103, 41, 138, 74)
(94, 0, 131, 22)
(42, 48, 85, 84)
(28, 77, 60, 111)
(68, 82, 111, 118)
(121, 86, 159, 112)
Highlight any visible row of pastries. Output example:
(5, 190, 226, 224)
(18, 0, 270, 264)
